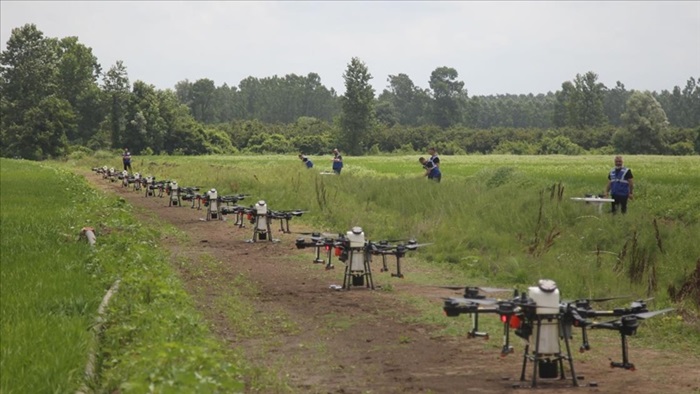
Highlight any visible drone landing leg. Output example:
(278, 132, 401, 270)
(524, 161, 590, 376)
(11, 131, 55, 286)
(392, 255, 404, 278)
(266, 219, 275, 242)
(520, 343, 530, 382)
(284, 218, 291, 234)
(325, 247, 334, 270)
(581, 327, 591, 352)
(468, 313, 488, 339)
(380, 255, 388, 272)
(313, 246, 324, 264)
(364, 253, 374, 290)
(561, 323, 579, 386)
(501, 317, 512, 355)
(611, 334, 635, 370)
(342, 264, 351, 290)
(531, 318, 543, 388)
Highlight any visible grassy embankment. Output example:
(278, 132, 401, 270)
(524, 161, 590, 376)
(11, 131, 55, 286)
(1, 158, 290, 393)
(68, 153, 700, 350)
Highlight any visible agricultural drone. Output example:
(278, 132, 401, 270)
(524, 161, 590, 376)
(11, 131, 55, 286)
(295, 227, 428, 289)
(442, 279, 674, 388)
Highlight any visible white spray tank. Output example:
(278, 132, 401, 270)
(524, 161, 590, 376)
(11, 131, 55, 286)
(255, 200, 268, 231)
(528, 279, 561, 355)
(207, 188, 219, 219)
(145, 176, 154, 196)
(122, 170, 129, 187)
(346, 227, 366, 272)
(170, 180, 179, 204)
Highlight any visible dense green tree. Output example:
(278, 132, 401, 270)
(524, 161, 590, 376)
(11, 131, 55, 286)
(428, 67, 466, 128)
(0, 24, 60, 157)
(571, 72, 606, 128)
(55, 37, 103, 143)
(0, 24, 58, 118)
(190, 78, 217, 123)
(553, 72, 606, 129)
(603, 81, 630, 126)
(378, 73, 430, 126)
(124, 81, 166, 154)
(102, 61, 131, 149)
(614, 91, 668, 154)
(339, 57, 375, 155)
(19, 96, 75, 159)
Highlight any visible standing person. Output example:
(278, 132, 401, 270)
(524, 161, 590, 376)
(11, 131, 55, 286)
(605, 155, 634, 214)
(419, 156, 441, 182)
(331, 148, 343, 174)
(426, 147, 441, 182)
(122, 148, 132, 172)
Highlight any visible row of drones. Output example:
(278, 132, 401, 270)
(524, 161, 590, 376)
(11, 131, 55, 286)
(93, 166, 303, 239)
(92, 165, 675, 389)
(92, 166, 428, 292)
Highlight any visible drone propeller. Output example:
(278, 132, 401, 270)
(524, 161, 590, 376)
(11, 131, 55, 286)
(443, 296, 498, 306)
(294, 231, 340, 238)
(438, 285, 512, 293)
(403, 242, 433, 250)
(564, 295, 630, 305)
(591, 307, 674, 329)
(632, 307, 674, 320)
(377, 238, 414, 244)
(629, 297, 654, 309)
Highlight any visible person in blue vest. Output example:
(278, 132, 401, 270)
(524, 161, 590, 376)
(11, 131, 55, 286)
(302, 156, 313, 169)
(605, 155, 634, 214)
(426, 147, 442, 182)
(331, 148, 343, 174)
(298, 153, 314, 169)
(122, 148, 132, 172)
(419, 157, 441, 182)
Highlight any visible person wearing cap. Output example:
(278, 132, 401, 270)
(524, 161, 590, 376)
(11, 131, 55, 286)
(331, 149, 344, 174)
(605, 155, 634, 214)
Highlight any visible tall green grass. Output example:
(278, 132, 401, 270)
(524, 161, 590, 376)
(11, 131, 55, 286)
(1, 160, 104, 393)
(1, 159, 247, 393)
(65, 154, 699, 342)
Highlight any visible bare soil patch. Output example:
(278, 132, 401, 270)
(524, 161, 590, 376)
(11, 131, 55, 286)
(85, 173, 700, 394)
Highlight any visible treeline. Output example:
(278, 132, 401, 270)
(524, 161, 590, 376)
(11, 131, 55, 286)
(1, 24, 698, 160)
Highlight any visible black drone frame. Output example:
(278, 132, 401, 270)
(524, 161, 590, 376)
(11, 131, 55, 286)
(443, 293, 674, 388)
(268, 210, 306, 234)
(295, 233, 343, 270)
(370, 240, 427, 279)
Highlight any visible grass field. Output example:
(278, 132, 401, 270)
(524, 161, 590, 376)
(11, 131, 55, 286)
(0, 159, 247, 393)
(73, 154, 700, 307)
(5, 153, 697, 392)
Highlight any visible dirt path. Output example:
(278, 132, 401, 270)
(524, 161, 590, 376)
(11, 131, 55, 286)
(85, 173, 700, 394)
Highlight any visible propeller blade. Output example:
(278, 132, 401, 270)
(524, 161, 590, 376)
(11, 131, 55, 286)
(478, 287, 513, 293)
(446, 297, 498, 306)
(635, 308, 674, 320)
(404, 242, 433, 249)
(439, 286, 466, 291)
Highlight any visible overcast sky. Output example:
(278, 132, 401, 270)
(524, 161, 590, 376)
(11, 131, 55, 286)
(2, 1, 699, 96)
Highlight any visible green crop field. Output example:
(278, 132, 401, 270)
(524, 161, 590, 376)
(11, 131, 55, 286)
(4, 154, 699, 392)
(73, 154, 700, 305)
(0, 159, 248, 393)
